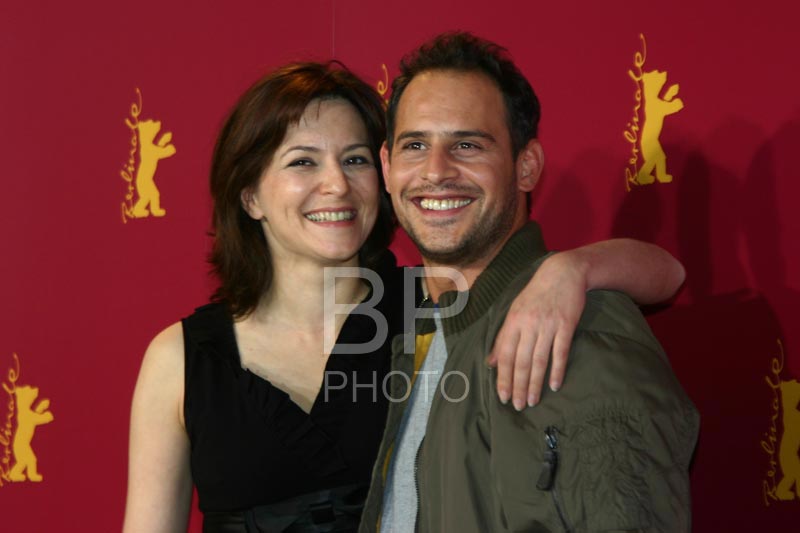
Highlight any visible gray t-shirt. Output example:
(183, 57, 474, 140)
(380, 310, 447, 532)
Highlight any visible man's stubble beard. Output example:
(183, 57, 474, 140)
(402, 189, 519, 268)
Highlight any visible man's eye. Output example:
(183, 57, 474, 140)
(402, 141, 425, 150)
(456, 141, 478, 150)
(288, 159, 314, 167)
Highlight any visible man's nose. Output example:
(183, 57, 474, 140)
(421, 146, 457, 184)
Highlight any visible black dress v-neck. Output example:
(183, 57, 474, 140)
(182, 256, 405, 524)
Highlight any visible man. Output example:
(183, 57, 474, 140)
(360, 32, 699, 532)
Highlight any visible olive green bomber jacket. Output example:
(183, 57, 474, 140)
(359, 222, 700, 533)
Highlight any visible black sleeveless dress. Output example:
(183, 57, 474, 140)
(182, 258, 406, 532)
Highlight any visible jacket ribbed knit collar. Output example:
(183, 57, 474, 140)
(431, 221, 549, 336)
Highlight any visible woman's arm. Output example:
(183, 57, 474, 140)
(489, 239, 685, 411)
(123, 323, 193, 533)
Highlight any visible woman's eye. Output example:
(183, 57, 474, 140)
(288, 159, 314, 167)
(344, 155, 371, 166)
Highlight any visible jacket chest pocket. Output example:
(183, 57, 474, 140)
(542, 421, 653, 532)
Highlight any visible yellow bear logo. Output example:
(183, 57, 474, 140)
(776, 379, 800, 500)
(8, 385, 53, 482)
(636, 70, 683, 185)
(131, 119, 176, 218)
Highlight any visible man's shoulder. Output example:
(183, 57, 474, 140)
(480, 265, 661, 355)
(486, 258, 545, 314)
(577, 289, 663, 353)
(561, 289, 695, 420)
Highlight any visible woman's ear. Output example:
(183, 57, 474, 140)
(241, 188, 264, 220)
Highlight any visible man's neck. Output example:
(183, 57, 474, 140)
(421, 261, 483, 304)
(422, 221, 525, 303)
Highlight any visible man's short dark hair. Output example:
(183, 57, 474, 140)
(386, 31, 541, 158)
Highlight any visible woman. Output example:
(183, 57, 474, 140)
(123, 62, 684, 532)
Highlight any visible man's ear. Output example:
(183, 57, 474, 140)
(516, 139, 544, 192)
(241, 187, 264, 220)
(379, 141, 392, 194)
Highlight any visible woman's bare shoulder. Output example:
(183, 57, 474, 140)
(148, 321, 185, 356)
(135, 322, 185, 406)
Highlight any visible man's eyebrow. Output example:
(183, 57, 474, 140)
(394, 130, 496, 144)
(451, 130, 496, 142)
(395, 131, 429, 144)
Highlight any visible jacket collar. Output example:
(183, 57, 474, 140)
(435, 221, 550, 335)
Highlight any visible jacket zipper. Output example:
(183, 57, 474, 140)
(536, 426, 574, 533)
(414, 436, 424, 532)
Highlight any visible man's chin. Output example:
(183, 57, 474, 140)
(412, 238, 480, 266)
(406, 210, 516, 267)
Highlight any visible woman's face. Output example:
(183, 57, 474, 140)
(244, 98, 380, 269)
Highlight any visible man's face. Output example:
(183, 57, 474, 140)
(382, 70, 536, 267)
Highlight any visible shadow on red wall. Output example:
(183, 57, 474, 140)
(612, 119, 800, 530)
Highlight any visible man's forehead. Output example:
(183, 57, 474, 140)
(401, 69, 499, 102)
(393, 70, 507, 136)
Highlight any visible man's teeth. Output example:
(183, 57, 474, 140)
(419, 198, 472, 211)
(305, 210, 356, 222)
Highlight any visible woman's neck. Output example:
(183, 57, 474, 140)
(248, 256, 368, 332)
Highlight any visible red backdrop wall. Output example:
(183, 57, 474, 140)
(2, 1, 798, 530)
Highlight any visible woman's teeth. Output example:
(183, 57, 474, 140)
(305, 210, 356, 222)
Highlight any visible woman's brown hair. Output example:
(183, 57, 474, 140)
(208, 62, 394, 318)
